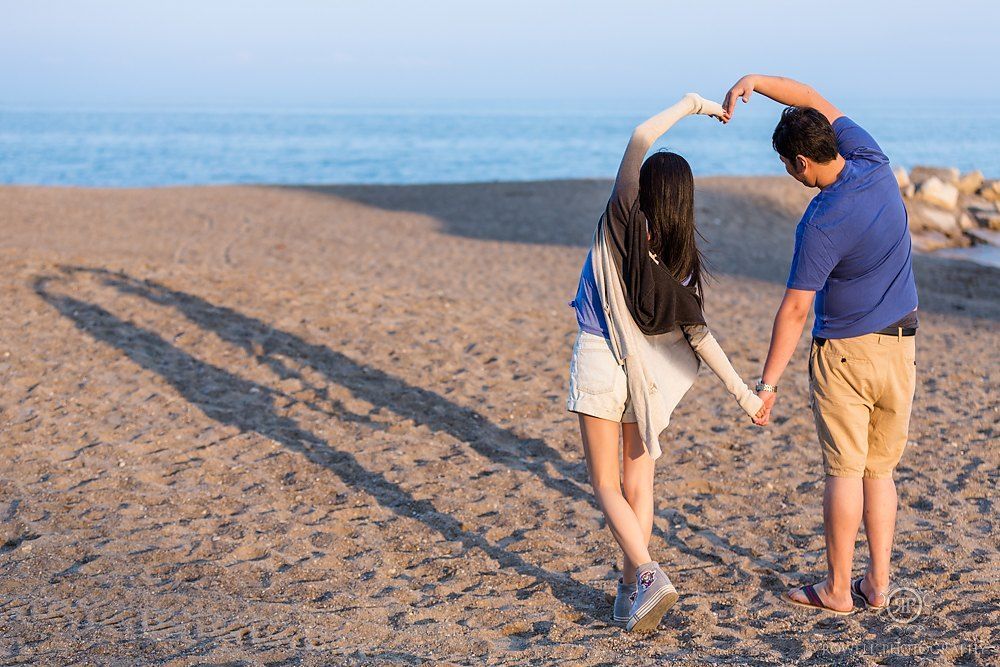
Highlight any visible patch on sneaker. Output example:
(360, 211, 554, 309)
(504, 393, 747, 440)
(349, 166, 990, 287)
(639, 570, 655, 590)
(628, 591, 637, 604)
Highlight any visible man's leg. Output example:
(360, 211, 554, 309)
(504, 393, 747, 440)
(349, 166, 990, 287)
(788, 476, 862, 611)
(861, 477, 896, 605)
(821, 476, 864, 606)
(789, 336, 875, 611)
(859, 334, 915, 605)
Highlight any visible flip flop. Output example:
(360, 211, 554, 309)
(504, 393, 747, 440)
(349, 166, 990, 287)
(850, 577, 869, 607)
(786, 584, 856, 616)
(851, 577, 888, 609)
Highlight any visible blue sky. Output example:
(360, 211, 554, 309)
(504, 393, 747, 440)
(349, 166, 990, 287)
(2, 1, 996, 108)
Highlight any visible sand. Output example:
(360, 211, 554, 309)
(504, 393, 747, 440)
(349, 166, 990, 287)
(0, 178, 996, 665)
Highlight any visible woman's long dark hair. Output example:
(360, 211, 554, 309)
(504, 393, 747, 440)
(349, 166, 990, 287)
(638, 150, 707, 297)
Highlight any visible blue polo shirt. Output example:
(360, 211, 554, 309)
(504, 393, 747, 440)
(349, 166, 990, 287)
(786, 117, 918, 339)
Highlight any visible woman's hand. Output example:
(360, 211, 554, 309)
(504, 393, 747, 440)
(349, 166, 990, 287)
(752, 403, 769, 426)
(684, 93, 730, 123)
(740, 389, 766, 424)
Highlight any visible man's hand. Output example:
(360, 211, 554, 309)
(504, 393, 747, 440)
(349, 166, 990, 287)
(723, 75, 757, 117)
(753, 389, 776, 426)
(722, 74, 844, 124)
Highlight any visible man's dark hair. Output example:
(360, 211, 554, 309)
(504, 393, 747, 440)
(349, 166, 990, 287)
(772, 106, 838, 164)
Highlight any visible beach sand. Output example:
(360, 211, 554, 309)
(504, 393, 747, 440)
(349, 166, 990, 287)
(0, 178, 996, 665)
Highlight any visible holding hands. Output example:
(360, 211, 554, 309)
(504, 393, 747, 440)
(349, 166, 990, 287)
(753, 387, 776, 426)
(731, 384, 767, 427)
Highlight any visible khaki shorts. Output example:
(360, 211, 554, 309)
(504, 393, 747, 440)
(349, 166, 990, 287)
(566, 330, 637, 423)
(809, 332, 916, 479)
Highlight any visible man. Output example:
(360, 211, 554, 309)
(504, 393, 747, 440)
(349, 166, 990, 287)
(723, 74, 918, 614)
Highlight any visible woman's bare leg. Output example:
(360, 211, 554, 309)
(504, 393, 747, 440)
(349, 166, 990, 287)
(620, 422, 654, 584)
(578, 414, 651, 575)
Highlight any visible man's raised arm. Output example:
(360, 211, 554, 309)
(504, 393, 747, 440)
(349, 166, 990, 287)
(723, 75, 843, 124)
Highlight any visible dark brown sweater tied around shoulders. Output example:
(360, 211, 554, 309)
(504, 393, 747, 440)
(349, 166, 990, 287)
(601, 199, 707, 336)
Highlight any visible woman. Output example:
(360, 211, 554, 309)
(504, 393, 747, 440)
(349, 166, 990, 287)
(567, 93, 764, 632)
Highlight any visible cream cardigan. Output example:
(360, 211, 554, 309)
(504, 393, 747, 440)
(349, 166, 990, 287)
(593, 219, 762, 459)
(590, 94, 763, 459)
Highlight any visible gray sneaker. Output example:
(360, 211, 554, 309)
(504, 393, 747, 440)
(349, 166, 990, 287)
(626, 562, 678, 632)
(612, 578, 636, 622)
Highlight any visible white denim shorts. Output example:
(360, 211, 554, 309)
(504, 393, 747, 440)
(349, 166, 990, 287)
(566, 330, 636, 423)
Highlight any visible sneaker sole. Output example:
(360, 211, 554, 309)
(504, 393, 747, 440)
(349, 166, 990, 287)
(626, 587, 679, 632)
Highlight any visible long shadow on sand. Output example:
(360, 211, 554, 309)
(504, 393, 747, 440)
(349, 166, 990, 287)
(289, 181, 1000, 320)
(35, 267, 785, 610)
(33, 270, 610, 621)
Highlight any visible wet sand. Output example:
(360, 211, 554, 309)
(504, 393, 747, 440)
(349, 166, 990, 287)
(0, 178, 996, 665)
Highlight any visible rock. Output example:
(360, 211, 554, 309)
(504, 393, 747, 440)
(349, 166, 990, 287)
(910, 165, 959, 185)
(979, 180, 1000, 203)
(902, 183, 916, 198)
(956, 170, 984, 195)
(910, 231, 953, 252)
(958, 211, 979, 231)
(958, 211, 976, 231)
(965, 227, 1000, 246)
(959, 193, 993, 211)
(907, 201, 960, 235)
(893, 166, 910, 189)
(914, 177, 959, 210)
(970, 208, 1000, 231)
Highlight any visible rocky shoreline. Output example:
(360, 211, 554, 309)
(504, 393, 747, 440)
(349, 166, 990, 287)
(897, 165, 1000, 265)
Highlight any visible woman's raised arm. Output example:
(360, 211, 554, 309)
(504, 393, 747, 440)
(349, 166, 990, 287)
(610, 94, 728, 219)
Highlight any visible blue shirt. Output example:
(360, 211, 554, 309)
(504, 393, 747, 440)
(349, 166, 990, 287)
(570, 249, 609, 338)
(786, 117, 918, 339)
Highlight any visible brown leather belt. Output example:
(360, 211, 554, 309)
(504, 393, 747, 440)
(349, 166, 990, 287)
(815, 327, 916, 346)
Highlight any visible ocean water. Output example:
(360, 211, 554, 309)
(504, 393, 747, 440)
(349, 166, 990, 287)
(1, 101, 997, 186)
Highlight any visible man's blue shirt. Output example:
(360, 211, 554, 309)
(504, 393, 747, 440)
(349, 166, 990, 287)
(786, 117, 918, 339)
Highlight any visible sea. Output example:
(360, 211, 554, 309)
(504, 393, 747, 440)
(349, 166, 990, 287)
(1, 100, 997, 187)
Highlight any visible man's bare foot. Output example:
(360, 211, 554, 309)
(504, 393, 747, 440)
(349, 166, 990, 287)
(787, 579, 854, 613)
